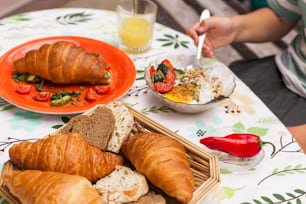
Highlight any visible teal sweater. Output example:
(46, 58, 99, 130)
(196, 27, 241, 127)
(268, 0, 306, 97)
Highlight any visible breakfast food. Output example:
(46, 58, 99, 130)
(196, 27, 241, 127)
(170, 67, 222, 104)
(2, 101, 203, 203)
(60, 105, 116, 150)
(9, 132, 123, 182)
(2, 169, 103, 204)
(59, 101, 134, 153)
(13, 41, 111, 85)
(128, 191, 166, 204)
(149, 59, 176, 93)
(95, 165, 149, 203)
(122, 132, 195, 203)
(148, 59, 223, 104)
(105, 101, 134, 153)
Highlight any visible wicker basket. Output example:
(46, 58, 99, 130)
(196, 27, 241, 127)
(0, 104, 220, 204)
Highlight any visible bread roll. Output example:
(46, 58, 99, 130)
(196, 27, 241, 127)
(2, 169, 103, 204)
(122, 133, 194, 203)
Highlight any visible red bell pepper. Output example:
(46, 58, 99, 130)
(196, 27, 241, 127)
(200, 133, 275, 158)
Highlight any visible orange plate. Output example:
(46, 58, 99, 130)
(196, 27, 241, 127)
(0, 36, 136, 114)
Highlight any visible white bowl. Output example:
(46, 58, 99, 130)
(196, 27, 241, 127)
(144, 54, 236, 113)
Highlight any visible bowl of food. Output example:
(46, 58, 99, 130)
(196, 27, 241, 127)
(144, 54, 236, 113)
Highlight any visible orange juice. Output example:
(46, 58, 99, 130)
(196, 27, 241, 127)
(119, 16, 152, 50)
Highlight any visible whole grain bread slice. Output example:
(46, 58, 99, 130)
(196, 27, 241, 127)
(105, 101, 134, 153)
(60, 106, 115, 150)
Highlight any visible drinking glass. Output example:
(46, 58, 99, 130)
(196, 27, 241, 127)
(117, 0, 157, 53)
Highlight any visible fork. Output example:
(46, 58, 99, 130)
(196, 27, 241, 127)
(194, 9, 210, 68)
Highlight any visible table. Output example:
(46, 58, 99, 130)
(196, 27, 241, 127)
(0, 8, 305, 204)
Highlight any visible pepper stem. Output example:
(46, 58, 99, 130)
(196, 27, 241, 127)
(262, 141, 276, 156)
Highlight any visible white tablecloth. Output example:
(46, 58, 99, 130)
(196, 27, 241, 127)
(0, 8, 305, 204)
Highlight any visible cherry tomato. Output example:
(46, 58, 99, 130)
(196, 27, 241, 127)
(161, 59, 174, 70)
(154, 81, 175, 93)
(86, 88, 97, 101)
(35, 92, 50, 101)
(16, 84, 32, 94)
(93, 85, 110, 95)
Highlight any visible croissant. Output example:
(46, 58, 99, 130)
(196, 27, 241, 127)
(2, 169, 103, 204)
(9, 133, 123, 182)
(122, 133, 194, 203)
(13, 41, 111, 85)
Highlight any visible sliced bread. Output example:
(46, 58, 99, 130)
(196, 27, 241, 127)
(105, 101, 134, 153)
(60, 106, 115, 150)
(94, 165, 149, 204)
(128, 191, 166, 204)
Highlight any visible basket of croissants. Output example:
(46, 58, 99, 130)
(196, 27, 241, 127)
(0, 100, 220, 204)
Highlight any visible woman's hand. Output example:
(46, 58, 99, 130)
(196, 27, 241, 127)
(186, 16, 236, 58)
(186, 8, 297, 58)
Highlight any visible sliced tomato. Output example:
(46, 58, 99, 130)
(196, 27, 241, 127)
(93, 85, 110, 95)
(35, 91, 50, 101)
(161, 59, 174, 70)
(164, 70, 176, 83)
(86, 88, 97, 101)
(16, 84, 32, 94)
(149, 65, 156, 77)
(154, 81, 175, 93)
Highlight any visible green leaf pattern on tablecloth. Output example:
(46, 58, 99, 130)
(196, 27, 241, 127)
(0, 99, 15, 112)
(140, 105, 174, 115)
(220, 168, 232, 174)
(51, 116, 70, 129)
(7, 111, 42, 131)
(256, 117, 281, 125)
(56, 12, 93, 25)
(136, 70, 145, 80)
(7, 14, 31, 21)
(257, 164, 306, 185)
(156, 34, 190, 49)
(241, 189, 306, 204)
(0, 104, 15, 112)
(224, 186, 235, 199)
(232, 122, 268, 136)
(0, 14, 31, 25)
(223, 186, 245, 199)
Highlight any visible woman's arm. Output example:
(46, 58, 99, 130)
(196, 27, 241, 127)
(186, 7, 298, 57)
(231, 8, 297, 43)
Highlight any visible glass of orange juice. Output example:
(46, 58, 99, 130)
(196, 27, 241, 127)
(117, 0, 157, 53)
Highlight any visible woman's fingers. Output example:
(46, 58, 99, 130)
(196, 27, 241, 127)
(201, 43, 214, 58)
(186, 23, 200, 44)
(186, 20, 214, 58)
